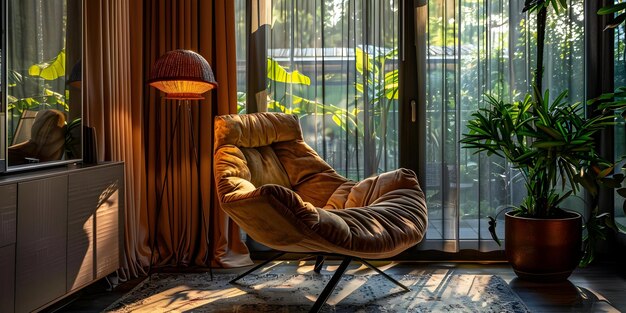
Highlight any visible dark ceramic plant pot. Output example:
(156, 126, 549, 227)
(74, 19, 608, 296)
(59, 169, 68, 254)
(505, 211, 582, 282)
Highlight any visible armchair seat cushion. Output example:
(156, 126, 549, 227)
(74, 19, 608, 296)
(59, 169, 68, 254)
(214, 113, 428, 259)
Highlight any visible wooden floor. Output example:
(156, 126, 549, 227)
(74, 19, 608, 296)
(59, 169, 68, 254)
(45, 259, 626, 313)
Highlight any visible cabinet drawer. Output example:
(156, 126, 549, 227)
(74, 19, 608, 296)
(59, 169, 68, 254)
(15, 176, 68, 313)
(0, 244, 15, 313)
(68, 164, 123, 290)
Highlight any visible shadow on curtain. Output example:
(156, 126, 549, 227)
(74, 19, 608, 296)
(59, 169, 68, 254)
(84, 0, 150, 278)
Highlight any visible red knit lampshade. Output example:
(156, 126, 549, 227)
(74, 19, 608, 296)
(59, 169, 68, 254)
(147, 49, 218, 100)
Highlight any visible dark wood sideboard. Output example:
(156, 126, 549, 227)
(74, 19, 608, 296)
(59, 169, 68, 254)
(0, 162, 125, 313)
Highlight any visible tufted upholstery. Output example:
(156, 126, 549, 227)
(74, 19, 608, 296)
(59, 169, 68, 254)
(214, 112, 428, 259)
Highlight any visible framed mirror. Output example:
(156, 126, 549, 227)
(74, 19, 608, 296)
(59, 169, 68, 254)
(1, 0, 82, 173)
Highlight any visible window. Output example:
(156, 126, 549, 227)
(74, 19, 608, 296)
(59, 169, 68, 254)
(237, 0, 399, 181)
(236, 0, 586, 253)
(6, 0, 72, 139)
(2, 0, 82, 167)
(424, 0, 584, 251)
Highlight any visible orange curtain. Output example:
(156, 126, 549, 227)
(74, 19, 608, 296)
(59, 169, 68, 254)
(84, 0, 251, 276)
(84, 0, 151, 277)
(144, 0, 252, 268)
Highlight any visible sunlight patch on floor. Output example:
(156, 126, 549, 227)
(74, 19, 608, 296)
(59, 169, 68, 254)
(122, 285, 247, 312)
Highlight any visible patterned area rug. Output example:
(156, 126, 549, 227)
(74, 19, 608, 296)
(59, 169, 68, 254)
(104, 272, 530, 312)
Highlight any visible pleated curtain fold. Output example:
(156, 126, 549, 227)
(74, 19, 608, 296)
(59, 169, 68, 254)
(84, 0, 252, 278)
(143, 0, 251, 269)
(84, 0, 150, 278)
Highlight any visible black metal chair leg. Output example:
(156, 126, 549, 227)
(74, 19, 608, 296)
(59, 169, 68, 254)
(358, 258, 411, 291)
(313, 255, 325, 273)
(229, 252, 286, 284)
(309, 257, 352, 313)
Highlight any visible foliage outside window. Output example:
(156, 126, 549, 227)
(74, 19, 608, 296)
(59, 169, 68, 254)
(425, 0, 584, 247)
(235, 0, 587, 251)
(5, 0, 76, 145)
(236, 0, 400, 181)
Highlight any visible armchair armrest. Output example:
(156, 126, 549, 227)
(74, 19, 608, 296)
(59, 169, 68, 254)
(324, 168, 424, 209)
(222, 183, 320, 230)
(219, 184, 321, 248)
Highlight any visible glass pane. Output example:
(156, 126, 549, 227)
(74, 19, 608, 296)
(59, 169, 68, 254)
(263, 0, 399, 181)
(425, 0, 585, 248)
(5, 0, 82, 167)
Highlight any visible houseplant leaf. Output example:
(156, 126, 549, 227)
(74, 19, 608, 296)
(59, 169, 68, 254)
(604, 13, 626, 30)
(487, 216, 501, 246)
(597, 2, 626, 15)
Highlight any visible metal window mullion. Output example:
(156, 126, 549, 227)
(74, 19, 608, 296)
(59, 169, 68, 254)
(454, 0, 462, 246)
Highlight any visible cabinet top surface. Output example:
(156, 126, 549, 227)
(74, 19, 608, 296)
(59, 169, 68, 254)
(0, 162, 123, 185)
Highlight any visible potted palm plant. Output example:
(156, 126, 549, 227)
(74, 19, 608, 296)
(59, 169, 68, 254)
(461, 0, 626, 281)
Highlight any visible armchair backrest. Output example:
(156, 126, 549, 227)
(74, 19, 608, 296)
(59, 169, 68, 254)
(214, 113, 348, 207)
(214, 113, 300, 189)
(214, 112, 303, 150)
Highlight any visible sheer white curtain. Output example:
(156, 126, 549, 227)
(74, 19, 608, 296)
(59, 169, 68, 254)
(237, 0, 400, 181)
(235, 0, 586, 253)
(424, 0, 585, 252)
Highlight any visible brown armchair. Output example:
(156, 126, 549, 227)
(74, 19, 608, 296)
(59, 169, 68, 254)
(213, 112, 428, 312)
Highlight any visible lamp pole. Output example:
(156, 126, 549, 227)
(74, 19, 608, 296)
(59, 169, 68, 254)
(147, 49, 217, 278)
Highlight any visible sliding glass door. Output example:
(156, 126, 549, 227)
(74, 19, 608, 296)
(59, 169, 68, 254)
(238, 0, 400, 181)
(235, 0, 586, 254)
(424, 0, 585, 251)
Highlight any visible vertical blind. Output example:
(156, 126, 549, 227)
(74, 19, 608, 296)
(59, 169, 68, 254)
(236, 0, 586, 253)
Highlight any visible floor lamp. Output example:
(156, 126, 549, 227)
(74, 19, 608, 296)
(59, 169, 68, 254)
(147, 49, 217, 275)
